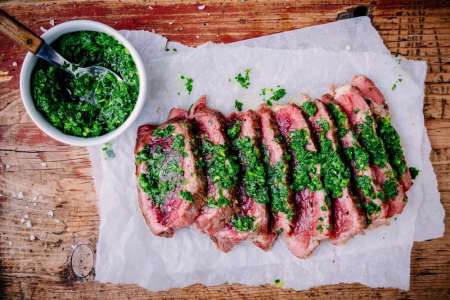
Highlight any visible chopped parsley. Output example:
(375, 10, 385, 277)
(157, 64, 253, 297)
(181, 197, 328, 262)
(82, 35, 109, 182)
(382, 178, 398, 201)
(260, 86, 286, 106)
(364, 201, 381, 216)
(180, 190, 193, 202)
(227, 121, 241, 140)
(267, 160, 293, 220)
(233, 137, 269, 204)
(234, 68, 251, 89)
(409, 167, 419, 179)
(344, 146, 369, 171)
(378, 117, 408, 177)
(301, 101, 317, 117)
(234, 99, 244, 112)
(327, 103, 349, 138)
(31, 31, 139, 137)
(356, 116, 388, 168)
(153, 124, 175, 138)
(232, 215, 255, 232)
(180, 75, 193, 95)
(355, 175, 376, 199)
(207, 194, 231, 208)
(201, 139, 240, 190)
(289, 129, 322, 192)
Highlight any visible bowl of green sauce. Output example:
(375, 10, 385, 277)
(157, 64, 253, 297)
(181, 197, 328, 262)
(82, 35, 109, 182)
(20, 20, 147, 146)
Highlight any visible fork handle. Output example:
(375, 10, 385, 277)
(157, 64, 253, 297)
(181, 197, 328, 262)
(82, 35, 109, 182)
(0, 9, 43, 54)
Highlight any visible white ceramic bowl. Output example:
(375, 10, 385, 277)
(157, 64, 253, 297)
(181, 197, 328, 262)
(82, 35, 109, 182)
(20, 20, 147, 147)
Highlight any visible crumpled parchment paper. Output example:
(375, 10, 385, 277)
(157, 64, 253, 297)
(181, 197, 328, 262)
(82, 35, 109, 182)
(88, 17, 444, 291)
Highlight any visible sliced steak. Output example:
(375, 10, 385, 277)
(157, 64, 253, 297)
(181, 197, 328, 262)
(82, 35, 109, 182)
(333, 85, 405, 218)
(216, 110, 277, 251)
(189, 96, 240, 249)
(323, 94, 388, 226)
(272, 103, 330, 258)
(351, 75, 413, 192)
(257, 105, 295, 238)
(135, 113, 206, 237)
(300, 98, 366, 243)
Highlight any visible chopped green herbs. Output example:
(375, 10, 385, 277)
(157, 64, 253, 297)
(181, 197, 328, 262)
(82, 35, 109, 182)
(364, 201, 381, 216)
(382, 178, 398, 201)
(378, 117, 407, 177)
(260, 86, 286, 106)
(356, 175, 376, 199)
(137, 145, 183, 206)
(267, 160, 293, 220)
(409, 167, 419, 179)
(289, 129, 322, 192)
(227, 121, 241, 140)
(31, 31, 139, 137)
(391, 76, 403, 91)
(344, 146, 369, 171)
(180, 190, 193, 202)
(180, 75, 194, 95)
(232, 215, 255, 232)
(301, 101, 317, 117)
(207, 194, 231, 208)
(234, 137, 269, 204)
(235, 68, 251, 89)
(356, 116, 388, 168)
(153, 124, 175, 138)
(234, 99, 244, 112)
(327, 103, 349, 138)
(201, 139, 240, 190)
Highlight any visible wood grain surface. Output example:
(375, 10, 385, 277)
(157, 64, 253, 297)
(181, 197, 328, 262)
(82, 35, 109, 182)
(0, 0, 449, 299)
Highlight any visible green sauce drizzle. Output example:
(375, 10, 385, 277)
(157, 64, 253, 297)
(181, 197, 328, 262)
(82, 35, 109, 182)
(378, 117, 407, 177)
(232, 215, 255, 232)
(301, 101, 318, 117)
(356, 115, 389, 168)
(289, 129, 322, 192)
(233, 137, 270, 204)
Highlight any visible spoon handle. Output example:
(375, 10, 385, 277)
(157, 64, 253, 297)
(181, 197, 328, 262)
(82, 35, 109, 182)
(0, 9, 43, 54)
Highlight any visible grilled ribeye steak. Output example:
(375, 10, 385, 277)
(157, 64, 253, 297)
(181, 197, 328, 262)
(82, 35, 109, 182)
(300, 98, 366, 243)
(135, 112, 206, 237)
(189, 96, 240, 248)
(333, 85, 405, 218)
(257, 105, 295, 237)
(351, 75, 413, 193)
(214, 110, 277, 251)
(272, 103, 330, 258)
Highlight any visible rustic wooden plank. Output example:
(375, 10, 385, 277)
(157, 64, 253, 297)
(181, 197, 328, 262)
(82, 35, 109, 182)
(0, 0, 449, 298)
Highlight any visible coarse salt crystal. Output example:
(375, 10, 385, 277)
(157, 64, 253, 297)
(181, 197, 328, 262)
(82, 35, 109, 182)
(32, 194, 38, 201)
(169, 21, 174, 25)
(29, 234, 35, 241)
(17, 192, 24, 199)
(148, 5, 153, 10)
(196, 35, 200, 39)
(25, 220, 32, 228)
(12, 62, 17, 67)
(198, 4, 206, 10)
(24, 214, 29, 219)
(5, 164, 10, 169)
(48, 210, 54, 217)
(20, 218, 25, 224)
(41, 162, 47, 167)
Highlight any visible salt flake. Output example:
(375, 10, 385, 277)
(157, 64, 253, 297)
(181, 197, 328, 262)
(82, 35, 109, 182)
(48, 210, 54, 217)
(29, 234, 36, 241)
(198, 4, 206, 10)
(17, 192, 24, 199)
(25, 220, 32, 229)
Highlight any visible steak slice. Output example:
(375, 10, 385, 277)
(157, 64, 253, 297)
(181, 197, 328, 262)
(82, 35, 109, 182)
(135, 113, 206, 237)
(333, 85, 405, 218)
(257, 105, 295, 237)
(218, 110, 277, 251)
(189, 96, 240, 249)
(323, 94, 388, 227)
(272, 103, 330, 258)
(351, 75, 413, 192)
(300, 97, 366, 243)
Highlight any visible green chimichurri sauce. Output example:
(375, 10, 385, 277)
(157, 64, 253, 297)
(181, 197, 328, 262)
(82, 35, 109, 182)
(31, 31, 139, 137)
(232, 215, 255, 232)
(289, 129, 322, 192)
(200, 138, 240, 207)
(327, 103, 349, 138)
(301, 101, 318, 117)
(233, 136, 269, 204)
(356, 115, 388, 168)
(262, 145, 293, 220)
(378, 117, 407, 177)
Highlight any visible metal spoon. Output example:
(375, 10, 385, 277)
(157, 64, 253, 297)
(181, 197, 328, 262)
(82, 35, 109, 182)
(0, 9, 122, 104)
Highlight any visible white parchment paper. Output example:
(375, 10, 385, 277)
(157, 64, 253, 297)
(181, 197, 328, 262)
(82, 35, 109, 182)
(88, 17, 444, 291)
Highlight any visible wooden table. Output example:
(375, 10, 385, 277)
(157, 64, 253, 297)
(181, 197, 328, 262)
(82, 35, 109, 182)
(0, 0, 449, 298)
